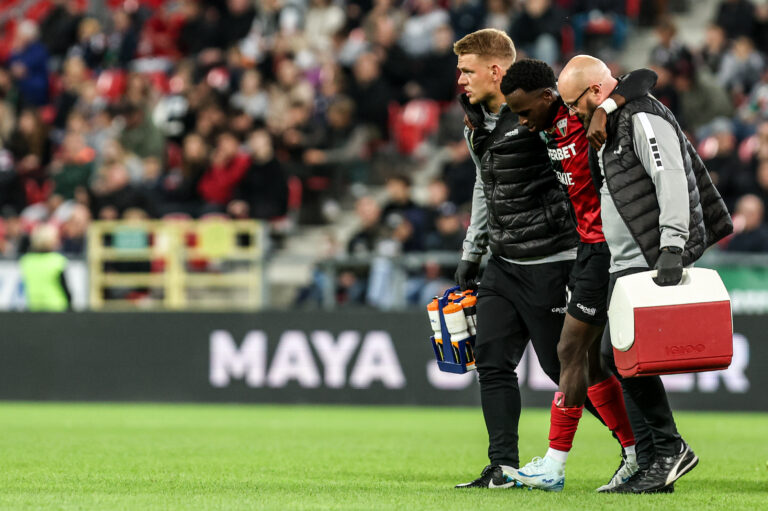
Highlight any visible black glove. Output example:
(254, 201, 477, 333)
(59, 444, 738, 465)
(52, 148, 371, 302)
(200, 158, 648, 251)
(454, 259, 480, 291)
(653, 247, 683, 286)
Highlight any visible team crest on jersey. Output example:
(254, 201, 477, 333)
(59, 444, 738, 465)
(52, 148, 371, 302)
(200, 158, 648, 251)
(557, 118, 568, 137)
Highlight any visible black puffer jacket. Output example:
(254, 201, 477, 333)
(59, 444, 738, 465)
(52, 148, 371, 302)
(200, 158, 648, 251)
(595, 95, 733, 267)
(474, 108, 578, 259)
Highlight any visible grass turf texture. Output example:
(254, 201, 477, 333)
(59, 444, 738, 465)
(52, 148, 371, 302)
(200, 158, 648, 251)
(0, 403, 766, 510)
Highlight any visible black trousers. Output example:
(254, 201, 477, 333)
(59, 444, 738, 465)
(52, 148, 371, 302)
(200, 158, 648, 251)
(601, 267, 682, 466)
(475, 256, 572, 467)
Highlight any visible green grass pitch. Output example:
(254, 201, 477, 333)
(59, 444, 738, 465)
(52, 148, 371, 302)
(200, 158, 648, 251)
(1, 403, 766, 510)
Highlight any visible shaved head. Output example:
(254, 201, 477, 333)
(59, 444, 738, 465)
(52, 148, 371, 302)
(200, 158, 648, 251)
(557, 55, 618, 126)
(558, 55, 612, 102)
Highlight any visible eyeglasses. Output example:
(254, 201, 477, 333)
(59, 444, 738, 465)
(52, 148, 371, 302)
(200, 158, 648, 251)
(564, 85, 594, 113)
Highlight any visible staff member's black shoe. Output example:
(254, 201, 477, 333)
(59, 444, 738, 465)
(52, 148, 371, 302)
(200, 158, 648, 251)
(455, 465, 520, 488)
(607, 440, 698, 493)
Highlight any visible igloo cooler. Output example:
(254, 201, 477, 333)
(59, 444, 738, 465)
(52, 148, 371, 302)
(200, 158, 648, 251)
(608, 268, 733, 378)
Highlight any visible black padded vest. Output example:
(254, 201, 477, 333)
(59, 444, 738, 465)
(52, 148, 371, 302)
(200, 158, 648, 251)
(593, 95, 733, 267)
(474, 108, 578, 259)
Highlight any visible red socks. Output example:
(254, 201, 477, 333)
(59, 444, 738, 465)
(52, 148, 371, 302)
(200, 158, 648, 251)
(548, 376, 636, 453)
(548, 393, 583, 452)
(587, 376, 636, 447)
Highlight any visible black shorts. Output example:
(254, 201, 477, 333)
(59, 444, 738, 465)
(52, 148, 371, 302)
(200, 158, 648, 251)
(567, 241, 610, 325)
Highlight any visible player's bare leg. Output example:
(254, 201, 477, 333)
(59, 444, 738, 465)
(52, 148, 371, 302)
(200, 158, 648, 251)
(515, 314, 637, 491)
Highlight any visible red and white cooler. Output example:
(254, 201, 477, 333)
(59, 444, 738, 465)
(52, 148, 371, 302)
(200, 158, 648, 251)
(608, 268, 733, 378)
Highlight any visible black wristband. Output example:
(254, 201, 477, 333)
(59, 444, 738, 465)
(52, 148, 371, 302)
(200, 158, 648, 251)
(660, 246, 683, 255)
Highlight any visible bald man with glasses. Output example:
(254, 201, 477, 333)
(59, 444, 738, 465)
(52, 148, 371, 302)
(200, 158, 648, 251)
(556, 55, 732, 494)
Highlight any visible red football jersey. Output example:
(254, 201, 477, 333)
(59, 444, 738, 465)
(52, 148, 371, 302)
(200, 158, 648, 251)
(542, 104, 605, 243)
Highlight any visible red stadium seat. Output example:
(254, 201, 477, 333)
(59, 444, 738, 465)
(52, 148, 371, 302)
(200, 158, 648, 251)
(96, 69, 127, 102)
(389, 99, 441, 155)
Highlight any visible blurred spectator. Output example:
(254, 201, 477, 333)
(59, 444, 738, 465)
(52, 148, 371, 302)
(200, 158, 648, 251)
(89, 162, 155, 219)
(154, 132, 208, 216)
(303, 96, 370, 192)
(228, 129, 288, 220)
(671, 59, 733, 133)
(510, 0, 564, 65)
(221, 0, 258, 49)
(347, 52, 394, 138)
(40, 0, 84, 60)
(449, 0, 484, 39)
(67, 17, 108, 69)
(197, 131, 251, 210)
(60, 203, 91, 255)
(700, 24, 729, 75)
(738, 69, 768, 124)
(8, 108, 52, 205)
(266, 58, 315, 134)
(425, 201, 465, 251)
(0, 157, 26, 216)
(416, 25, 460, 102)
(7, 108, 51, 169)
(19, 224, 71, 312)
(179, 0, 222, 54)
(9, 20, 49, 107)
(424, 178, 451, 226)
(50, 132, 95, 201)
(119, 103, 166, 160)
(348, 195, 386, 255)
(305, 0, 347, 53)
(97, 138, 144, 184)
(715, 0, 755, 40)
(755, 2, 768, 55)
(400, 0, 450, 57)
(754, 159, 768, 206)
(649, 19, 693, 71)
(230, 69, 269, 120)
(107, 8, 141, 68)
(53, 57, 91, 131)
(370, 15, 412, 99)
(727, 194, 768, 252)
(484, 0, 514, 33)
(717, 36, 765, 98)
(699, 119, 752, 210)
(381, 174, 427, 252)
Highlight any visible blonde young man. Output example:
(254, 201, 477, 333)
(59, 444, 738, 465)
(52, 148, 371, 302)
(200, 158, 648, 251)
(452, 28, 579, 488)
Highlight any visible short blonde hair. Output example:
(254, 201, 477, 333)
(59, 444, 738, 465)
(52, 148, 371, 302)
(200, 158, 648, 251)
(453, 29, 516, 61)
(30, 224, 59, 252)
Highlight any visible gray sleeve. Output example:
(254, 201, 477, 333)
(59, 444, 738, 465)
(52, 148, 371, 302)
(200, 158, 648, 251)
(631, 112, 689, 250)
(461, 126, 489, 262)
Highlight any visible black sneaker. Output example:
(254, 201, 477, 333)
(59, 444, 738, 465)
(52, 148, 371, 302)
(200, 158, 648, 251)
(608, 440, 698, 494)
(455, 465, 520, 489)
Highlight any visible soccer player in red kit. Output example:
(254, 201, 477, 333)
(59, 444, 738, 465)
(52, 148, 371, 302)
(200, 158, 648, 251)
(500, 59, 659, 492)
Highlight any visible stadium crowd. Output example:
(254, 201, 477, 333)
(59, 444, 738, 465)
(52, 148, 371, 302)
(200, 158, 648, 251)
(0, 0, 765, 307)
(646, 0, 768, 252)
(0, 0, 657, 260)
